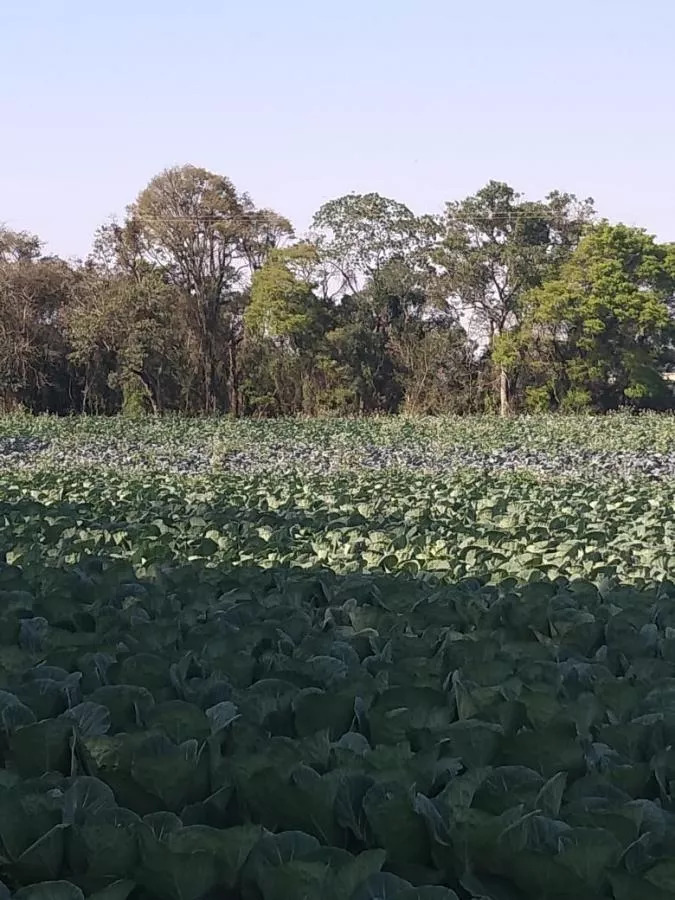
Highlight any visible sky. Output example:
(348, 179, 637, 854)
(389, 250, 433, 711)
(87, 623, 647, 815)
(1, 0, 674, 259)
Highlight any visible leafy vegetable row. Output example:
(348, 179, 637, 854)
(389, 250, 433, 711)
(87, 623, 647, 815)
(3, 560, 675, 897)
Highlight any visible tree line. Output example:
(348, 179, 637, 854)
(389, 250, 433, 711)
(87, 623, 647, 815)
(2, 166, 674, 417)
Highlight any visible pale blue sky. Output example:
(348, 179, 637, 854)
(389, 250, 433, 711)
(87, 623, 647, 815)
(1, 0, 673, 258)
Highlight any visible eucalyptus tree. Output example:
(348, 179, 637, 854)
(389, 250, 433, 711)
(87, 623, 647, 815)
(435, 181, 595, 414)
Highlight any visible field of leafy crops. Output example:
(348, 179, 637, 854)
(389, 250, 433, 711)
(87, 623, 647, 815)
(2, 412, 675, 476)
(1, 414, 675, 900)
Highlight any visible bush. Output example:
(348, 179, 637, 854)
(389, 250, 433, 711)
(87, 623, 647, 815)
(560, 388, 592, 413)
(524, 385, 552, 413)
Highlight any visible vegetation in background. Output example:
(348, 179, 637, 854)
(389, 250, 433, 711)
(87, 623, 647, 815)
(2, 169, 674, 416)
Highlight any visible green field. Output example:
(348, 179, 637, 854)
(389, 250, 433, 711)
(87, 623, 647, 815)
(1, 415, 675, 900)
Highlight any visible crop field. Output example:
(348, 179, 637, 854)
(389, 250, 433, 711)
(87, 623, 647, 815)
(1, 414, 675, 900)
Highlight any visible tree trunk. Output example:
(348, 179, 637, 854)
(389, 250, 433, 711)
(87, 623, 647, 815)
(203, 356, 217, 414)
(499, 366, 509, 417)
(228, 339, 240, 417)
(131, 369, 159, 415)
(203, 357, 211, 414)
(199, 324, 218, 414)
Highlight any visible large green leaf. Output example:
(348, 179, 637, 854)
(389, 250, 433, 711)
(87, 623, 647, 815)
(88, 686, 155, 731)
(129, 735, 209, 811)
(137, 850, 218, 900)
(556, 827, 622, 890)
(611, 871, 675, 900)
(293, 687, 356, 738)
(330, 849, 387, 899)
(14, 883, 84, 900)
(362, 781, 429, 865)
(62, 777, 116, 825)
(242, 831, 322, 896)
(255, 859, 331, 900)
(65, 807, 139, 879)
(350, 873, 413, 900)
(145, 701, 210, 744)
(335, 774, 375, 842)
(61, 703, 111, 738)
(440, 721, 502, 767)
(236, 765, 342, 843)
(9, 718, 74, 777)
(166, 824, 263, 888)
(473, 766, 544, 815)
(86, 881, 136, 900)
(646, 860, 675, 894)
(14, 824, 67, 883)
(536, 771, 567, 817)
(0, 779, 64, 861)
(0, 689, 36, 735)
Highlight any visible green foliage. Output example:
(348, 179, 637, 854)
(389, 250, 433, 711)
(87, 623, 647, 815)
(2, 178, 674, 417)
(523, 385, 552, 413)
(434, 182, 595, 413)
(120, 381, 149, 419)
(312, 192, 435, 296)
(0, 417, 674, 896)
(246, 245, 321, 342)
(559, 388, 592, 413)
(519, 224, 675, 410)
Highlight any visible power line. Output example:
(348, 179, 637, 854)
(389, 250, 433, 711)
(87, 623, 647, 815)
(118, 213, 598, 224)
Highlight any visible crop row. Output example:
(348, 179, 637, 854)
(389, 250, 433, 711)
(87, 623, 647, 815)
(0, 469, 672, 587)
(2, 557, 675, 899)
(0, 414, 674, 478)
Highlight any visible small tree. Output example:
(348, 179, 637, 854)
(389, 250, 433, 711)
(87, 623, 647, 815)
(243, 245, 325, 414)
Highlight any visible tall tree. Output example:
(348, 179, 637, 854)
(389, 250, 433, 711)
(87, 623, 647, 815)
(68, 262, 187, 414)
(310, 193, 441, 413)
(0, 228, 77, 412)
(0, 228, 41, 263)
(435, 181, 595, 414)
(311, 192, 437, 299)
(126, 165, 292, 413)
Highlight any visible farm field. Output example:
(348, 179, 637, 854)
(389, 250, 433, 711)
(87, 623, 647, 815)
(1, 414, 675, 900)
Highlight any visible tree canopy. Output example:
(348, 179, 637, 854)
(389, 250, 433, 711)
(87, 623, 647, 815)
(0, 167, 673, 416)
(508, 224, 675, 411)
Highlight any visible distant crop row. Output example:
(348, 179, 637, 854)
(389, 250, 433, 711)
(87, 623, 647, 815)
(1, 412, 675, 477)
